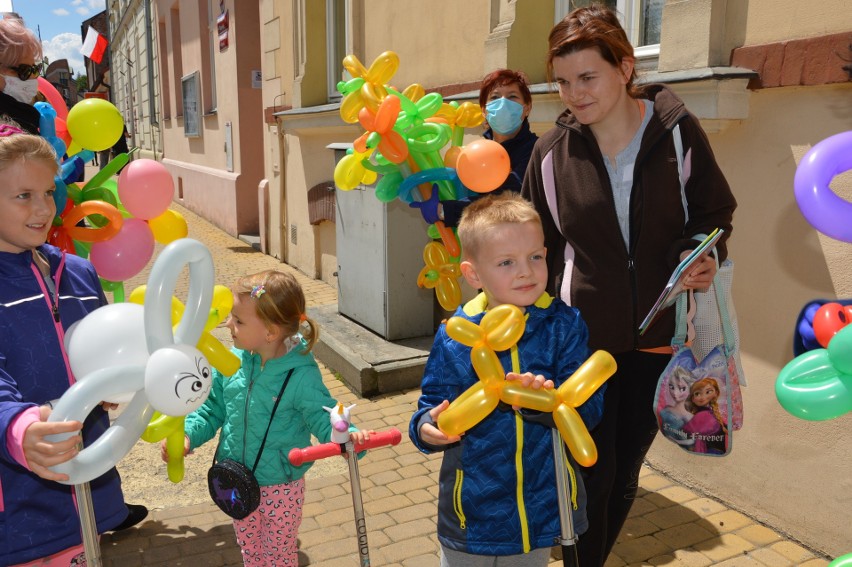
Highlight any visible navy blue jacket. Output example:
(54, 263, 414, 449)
(410, 294, 604, 556)
(0, 245, 127, 564)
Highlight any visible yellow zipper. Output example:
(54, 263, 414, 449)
(510, 345, 531, 553)
(453, 469, 466, 530)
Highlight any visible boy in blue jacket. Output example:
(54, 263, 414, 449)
(409, 193, 605, 566)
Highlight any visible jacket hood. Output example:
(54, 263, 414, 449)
(0, 245, 62, 278)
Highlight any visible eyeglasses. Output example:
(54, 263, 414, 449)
(6, 63, 40, 81)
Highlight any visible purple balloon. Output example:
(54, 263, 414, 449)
(794, 131, 852, 243)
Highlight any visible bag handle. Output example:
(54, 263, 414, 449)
(213, 368, 295, 473)
(673, 257, 736, 353)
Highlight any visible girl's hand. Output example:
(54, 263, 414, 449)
(348, 429, 375, 446)
(419, 400, 462, 446)
(160, 435, 191, 462)
(680, 251, 717, 290)
(100, 401, 119, 412)
(23, 418, 83, 482)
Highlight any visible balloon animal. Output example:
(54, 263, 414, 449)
(436, 304, 616, 467)
(46, 239, 216, 484)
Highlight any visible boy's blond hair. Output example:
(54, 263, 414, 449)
(457, 193, 543, 260)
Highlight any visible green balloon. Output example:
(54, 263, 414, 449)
(775, 348, 852, 421)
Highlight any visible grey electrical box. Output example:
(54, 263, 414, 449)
(329, 144, 434, 340)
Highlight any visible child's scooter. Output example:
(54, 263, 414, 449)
(288, 403, 401, 567)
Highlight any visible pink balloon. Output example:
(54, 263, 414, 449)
(37, 77, 69, 121)
(118, 159, 175, 220)
(89, 218, 155, 281)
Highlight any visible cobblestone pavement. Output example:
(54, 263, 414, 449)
(96, 200, 830, 567)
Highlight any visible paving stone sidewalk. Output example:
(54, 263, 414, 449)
(98, 201, 830, 567)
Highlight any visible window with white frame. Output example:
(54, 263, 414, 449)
(326, 0, 350, 101)
(554, 0, 663, 59)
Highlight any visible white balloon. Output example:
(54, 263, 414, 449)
(145, 344, 212, 416)
(64, 303, 148, 404)
(48, 238, 217, 484)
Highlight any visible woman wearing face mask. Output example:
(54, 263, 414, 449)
(0, 15, 43, 135)
(424, 69, 538, 229)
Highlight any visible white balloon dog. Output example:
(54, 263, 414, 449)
(47, 238, 215, 485)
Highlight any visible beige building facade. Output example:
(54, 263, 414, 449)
(256, 0, 852, 557)
(107, 0, 163, 161)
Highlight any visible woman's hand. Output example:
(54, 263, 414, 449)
(419, 400, 462, 446)
(680, 251, 717, 290)
(23, 415, 83, 482)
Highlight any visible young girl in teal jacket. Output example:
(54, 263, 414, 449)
(173, 270, 367, 565)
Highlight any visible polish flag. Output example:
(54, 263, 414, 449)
(80, 26, 108, 64)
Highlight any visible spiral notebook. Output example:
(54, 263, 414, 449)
(639, 229, 724, 335)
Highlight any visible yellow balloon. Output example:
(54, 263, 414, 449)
(471, 345, 505, 386)
(148, 209, 188, 245)
(557, 350, 617, 406)
(365, 51, 399, 85)
(402, 83, 425, 103)
(340, 91, 364, 124)
(438, 382, 500, 437)
(141, 412, 186, 483)
(553, 404, 597, 468)
(198, 332, 240, 376)
(446, 317, 483, 347)
(435, 278, 461, 312)
(66, 98, 124, 152)
(342, 54, 368, 78)
(501, 382, 559, 413)
(480, 304, 525, 351)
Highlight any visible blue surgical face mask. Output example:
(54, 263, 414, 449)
(485, 97, 524, 136)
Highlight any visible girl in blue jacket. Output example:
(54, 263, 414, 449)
(0, 126, 131, 564)
(173, 270, 368, 566)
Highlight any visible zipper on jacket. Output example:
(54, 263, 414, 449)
(628, 255, 639, 348)
(34, 251, 60, 322)
(242, 357, 257, 464)
(453, 469, 466, 530)
(510, 344, 532, 553)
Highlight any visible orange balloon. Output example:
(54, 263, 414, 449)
(456, 139, 511, 193)
(63, 200, 124, 242)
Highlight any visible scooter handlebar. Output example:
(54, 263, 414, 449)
(288, 428, 402, 466)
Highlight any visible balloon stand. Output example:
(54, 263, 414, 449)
(552, 430, 579, 567)
(76, 481, 103, 566)
(288, 428, 402, 566)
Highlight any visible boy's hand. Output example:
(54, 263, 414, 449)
(348, 429, 374, 446)
(420, 400, 462, 446)
(160, 435, 191, 462)
(505, 372, 554, 410)
(23, 418, 83, 482)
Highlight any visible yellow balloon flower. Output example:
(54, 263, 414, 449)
(416, 242, 462, 312)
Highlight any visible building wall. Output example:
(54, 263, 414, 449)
(258, 0, 852, 554)
(153, 0, 263, 237)
(108, 0, 163, 161)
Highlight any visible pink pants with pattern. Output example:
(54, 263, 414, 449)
(233, 478, 305, 566)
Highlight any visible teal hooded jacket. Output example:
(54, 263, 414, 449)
(185, 340, 336, 486)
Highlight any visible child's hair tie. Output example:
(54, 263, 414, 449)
(299, 313, 307, 323)
(250, 284, 266, 299)
(0, 124, 24, 137)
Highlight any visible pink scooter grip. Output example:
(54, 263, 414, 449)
(288, 428, 402, 466)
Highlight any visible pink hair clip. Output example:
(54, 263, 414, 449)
(250, 284, 266, 299)
(0, 124, 24, 137)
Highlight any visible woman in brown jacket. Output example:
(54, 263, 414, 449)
(522, 6, 736, 567)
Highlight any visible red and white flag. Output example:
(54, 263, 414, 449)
(80, 26, 108, 64)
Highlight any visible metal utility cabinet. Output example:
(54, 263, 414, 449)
(330, 144, 434, 340)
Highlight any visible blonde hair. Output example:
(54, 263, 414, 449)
(0, 121, 58, 175)
(234, 270, 319, 353)
(457, 193, 542, 260)
(0, 15, 42, 67)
